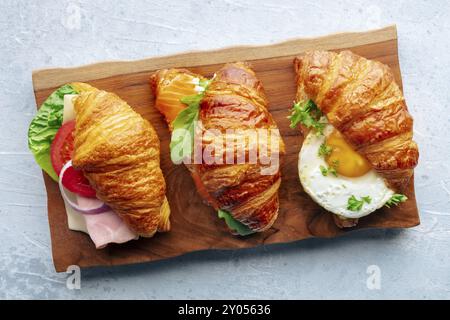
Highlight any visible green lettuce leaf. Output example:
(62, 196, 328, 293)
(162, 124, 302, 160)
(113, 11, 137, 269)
(28, 84, 78, 181)
(218, 209, 255, 236)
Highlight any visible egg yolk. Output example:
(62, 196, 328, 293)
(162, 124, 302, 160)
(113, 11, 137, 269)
(325, 129, 372, 177)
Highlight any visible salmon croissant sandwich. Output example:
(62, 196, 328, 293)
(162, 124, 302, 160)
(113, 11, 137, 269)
(28, 82, 170, 248)
(291, 50, 419, 228)
(151, 62, 285, 235)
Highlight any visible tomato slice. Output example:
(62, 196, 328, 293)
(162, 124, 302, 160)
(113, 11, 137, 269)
(51, 121, 75, 175)
(51, 121, 96, 198)
(61, 165, 97, 198)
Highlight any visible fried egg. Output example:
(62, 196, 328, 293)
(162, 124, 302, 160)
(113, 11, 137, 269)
(298, 120, 394, 219)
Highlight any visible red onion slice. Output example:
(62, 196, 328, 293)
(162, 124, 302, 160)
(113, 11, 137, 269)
(59, 161, 110, 214)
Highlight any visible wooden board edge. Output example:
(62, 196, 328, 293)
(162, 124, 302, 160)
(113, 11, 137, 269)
(58, 217, 421, 273)
(32, 25, 398, 91)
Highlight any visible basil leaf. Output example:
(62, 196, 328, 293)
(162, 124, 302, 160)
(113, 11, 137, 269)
(218, 209, 255, 236)
(180, 93, 204, 106)
(169, 79, 211, 164)
(170, 103, 199, 164)
(28, 84, 78, 181)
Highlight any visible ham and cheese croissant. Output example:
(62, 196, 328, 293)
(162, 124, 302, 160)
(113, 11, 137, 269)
(151, 63, 285, 233)
(72, 84, 170, 237)
(294, 50, 419, 191)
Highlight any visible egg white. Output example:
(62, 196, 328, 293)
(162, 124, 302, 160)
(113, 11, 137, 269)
(298, 122, 394, 219)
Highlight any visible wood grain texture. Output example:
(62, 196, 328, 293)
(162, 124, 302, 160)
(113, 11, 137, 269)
(32, 25, 419, 272)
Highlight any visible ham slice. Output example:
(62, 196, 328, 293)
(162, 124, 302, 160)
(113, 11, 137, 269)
(71, 196, 138, 249)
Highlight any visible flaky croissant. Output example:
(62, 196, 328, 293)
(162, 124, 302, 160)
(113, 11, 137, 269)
(294, 51, 419, 190)
(151, 63, 285, 232)
(72, 84, 170, 237)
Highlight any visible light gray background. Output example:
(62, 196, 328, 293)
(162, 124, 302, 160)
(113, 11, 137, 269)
(0, 0, 449, 299)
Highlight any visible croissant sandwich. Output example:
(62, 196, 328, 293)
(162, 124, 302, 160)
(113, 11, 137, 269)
(291, 50, 419, 228)
(151, 63, 285, 235)
(28, 82, 170, 248)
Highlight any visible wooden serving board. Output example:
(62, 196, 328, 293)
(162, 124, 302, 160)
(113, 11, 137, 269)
(32, 25, 420, 272)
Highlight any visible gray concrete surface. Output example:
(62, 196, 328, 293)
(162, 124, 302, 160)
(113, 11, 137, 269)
(0, 0, 449, 299)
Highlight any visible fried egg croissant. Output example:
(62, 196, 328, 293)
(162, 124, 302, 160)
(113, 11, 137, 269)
(72, 84, 170, 237)
(151, 63, 285, 233)
(294, 51, 419, 191)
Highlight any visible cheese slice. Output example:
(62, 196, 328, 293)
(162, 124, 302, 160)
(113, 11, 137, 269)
(63, 94, 78, 124)
(64, 198, 89, 233)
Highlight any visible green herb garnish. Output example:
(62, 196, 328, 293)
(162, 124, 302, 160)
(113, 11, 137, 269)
(318, 142, 333, 158)
(218, 209, 254, 236)
(347, 195, 372, 212)
(319, 165, 327, 176)
(289, 99, 326, 135)
(329, 167, 338, 177)
(385, 194, 408, 208)
(320, 160, 339, 177)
